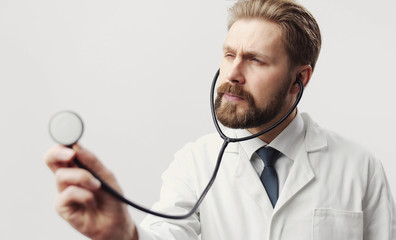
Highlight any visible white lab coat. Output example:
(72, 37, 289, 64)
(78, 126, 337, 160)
(138, 113, 396, 240)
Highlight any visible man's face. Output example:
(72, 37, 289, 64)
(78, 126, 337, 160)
(215, 19, 294, 129)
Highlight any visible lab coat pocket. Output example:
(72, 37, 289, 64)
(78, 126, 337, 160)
(313, 209, 363, 240)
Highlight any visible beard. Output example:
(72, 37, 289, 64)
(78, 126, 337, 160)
(214, 81, 290, 129)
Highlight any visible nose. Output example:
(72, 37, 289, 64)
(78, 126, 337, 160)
(226, 57, 246, 85)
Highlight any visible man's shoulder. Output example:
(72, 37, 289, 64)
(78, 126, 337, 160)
(178, 131, 226, 154)
(175, 129, 240, 161)
(302, 112, 377, 163)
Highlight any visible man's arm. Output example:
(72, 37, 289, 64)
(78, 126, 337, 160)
(137, 143, 203, 240)
(362, 160, 396, 239)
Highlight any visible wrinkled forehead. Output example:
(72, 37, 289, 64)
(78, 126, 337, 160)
(224, 19, 289, 62)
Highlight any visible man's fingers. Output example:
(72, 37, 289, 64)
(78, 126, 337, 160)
(55, 185, 97, 219)
(45, 144, 111, 181)
(55, 168, 101, 192)
(45, 144, 122, 196)
(73, 145, 115, 182)
(44, 145, 76, 173)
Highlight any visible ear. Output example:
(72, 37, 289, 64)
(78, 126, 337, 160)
(290, 65, 312, 94)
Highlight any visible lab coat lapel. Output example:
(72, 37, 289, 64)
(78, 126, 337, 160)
(273, 147, 315, 211)
(233, 143, 274, 218)
(274, 113, 327, 212)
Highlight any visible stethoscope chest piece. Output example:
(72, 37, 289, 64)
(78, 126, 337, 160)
(49, 111, 84, 146)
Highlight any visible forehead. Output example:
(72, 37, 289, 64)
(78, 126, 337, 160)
(224, 19, 286, 57)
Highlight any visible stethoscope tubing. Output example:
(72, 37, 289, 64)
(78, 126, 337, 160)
(72, 137, 229, 220)
(72, 69, 303, 220)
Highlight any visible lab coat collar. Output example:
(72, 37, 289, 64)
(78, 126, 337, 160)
(301, 113, 328, 152)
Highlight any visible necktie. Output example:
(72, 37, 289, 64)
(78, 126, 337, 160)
(257, 147, 280, 207)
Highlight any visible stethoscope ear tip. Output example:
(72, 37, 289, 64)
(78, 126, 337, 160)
(49, 110, 84, 146)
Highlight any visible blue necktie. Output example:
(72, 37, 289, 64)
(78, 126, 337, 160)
(257, 147, 280, 208)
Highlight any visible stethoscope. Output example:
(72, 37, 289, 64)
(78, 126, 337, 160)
(49, 69, 304, 220)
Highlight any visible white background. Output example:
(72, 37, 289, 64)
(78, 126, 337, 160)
(0, 0, 395, 239)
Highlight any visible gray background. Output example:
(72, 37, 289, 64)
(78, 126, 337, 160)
(0, 0, 395, 239)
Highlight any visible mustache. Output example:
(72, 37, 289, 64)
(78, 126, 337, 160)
(216, 82, 255, 105)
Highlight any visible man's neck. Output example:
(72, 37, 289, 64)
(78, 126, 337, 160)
(247, 109, 297, 144)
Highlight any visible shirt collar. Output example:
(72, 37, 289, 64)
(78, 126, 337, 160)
(235, 112, 305, 161)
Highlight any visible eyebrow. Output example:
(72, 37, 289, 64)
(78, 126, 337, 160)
(222, 44, 271, 61)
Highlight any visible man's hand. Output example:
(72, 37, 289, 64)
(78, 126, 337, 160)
(44, 145, 138, 240)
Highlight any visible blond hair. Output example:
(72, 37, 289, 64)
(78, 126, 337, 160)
(228, 0, 321, 71)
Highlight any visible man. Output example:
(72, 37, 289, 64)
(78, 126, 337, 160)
(45, 0, 396, 239)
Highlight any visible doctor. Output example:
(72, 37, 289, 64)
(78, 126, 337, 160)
(44, 0, 396, 239)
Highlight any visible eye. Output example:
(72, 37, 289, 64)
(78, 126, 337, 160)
(250, 58, 264, 64)
(224, 52, 235, 58)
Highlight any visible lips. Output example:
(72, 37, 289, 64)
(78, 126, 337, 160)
(223, 93, 244, 102)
